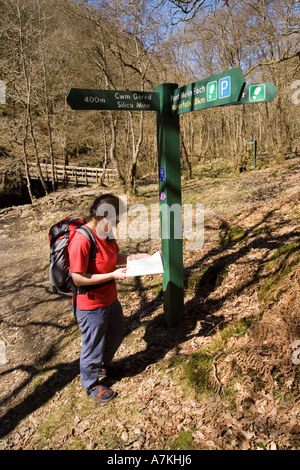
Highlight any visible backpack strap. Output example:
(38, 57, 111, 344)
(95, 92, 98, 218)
(74, 225, 113, 297)
(76, 225, 97, 261)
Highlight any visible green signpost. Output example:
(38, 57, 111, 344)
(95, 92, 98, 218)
(170, 67, 245, 114)
(67, 68, 278, 327)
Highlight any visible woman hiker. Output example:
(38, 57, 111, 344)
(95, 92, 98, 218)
(68, 193, 149, 404)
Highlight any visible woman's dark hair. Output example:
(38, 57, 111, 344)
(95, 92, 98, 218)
(84, 193, 125, 224)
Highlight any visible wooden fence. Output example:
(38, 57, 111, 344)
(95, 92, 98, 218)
(28, 163, 117, 185)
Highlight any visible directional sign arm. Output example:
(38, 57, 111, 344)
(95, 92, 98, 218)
(67, 88, 160, 111)
(170, 67, 246, 114)
(222, 82, 278, 106)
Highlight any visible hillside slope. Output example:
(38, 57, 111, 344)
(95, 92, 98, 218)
(0, 158, 299, 450)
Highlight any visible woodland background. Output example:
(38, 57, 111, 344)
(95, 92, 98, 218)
(0, 1, 300, 450)
(0, 0, 299, 201)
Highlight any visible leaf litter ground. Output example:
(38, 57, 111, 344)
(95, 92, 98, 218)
(0, 159, 299, 450)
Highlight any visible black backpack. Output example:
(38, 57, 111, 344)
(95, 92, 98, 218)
(48, 217, 97, 294)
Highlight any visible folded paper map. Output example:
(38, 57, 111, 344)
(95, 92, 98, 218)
(126, 251, 164, 277)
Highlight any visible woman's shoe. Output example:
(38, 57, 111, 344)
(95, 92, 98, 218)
(86, 384, 117, 404)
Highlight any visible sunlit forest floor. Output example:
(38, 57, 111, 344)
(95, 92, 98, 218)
(0, 157, 299, 450)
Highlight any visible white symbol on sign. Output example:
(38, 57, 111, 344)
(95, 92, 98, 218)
(207, 81, 217, 101)
(219, 77, 231, 99)
(253, 87, 261, 100)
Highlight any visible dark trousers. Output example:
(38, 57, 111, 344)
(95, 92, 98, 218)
(75, 299, 124, 389)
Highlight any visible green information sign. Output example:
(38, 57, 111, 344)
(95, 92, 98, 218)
(170, 67, 245, 115)
(226, 82, 278, 105)
(67, 88, 160, 111)
(66, 69, 278, 328)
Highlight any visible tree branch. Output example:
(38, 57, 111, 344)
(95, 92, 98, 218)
(244, 50, 300, 76)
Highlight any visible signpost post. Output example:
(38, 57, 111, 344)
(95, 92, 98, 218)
(155, 83, 184, 326)
(66, 68, 278, 327)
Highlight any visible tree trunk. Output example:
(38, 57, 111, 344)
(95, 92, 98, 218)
(42, 55, 56, 191)
(109, 111, 126, 187)
(28, 109, 49, 195)
(99, 115, 108, 186)
(22, 105, 35, 203)
(128, 111, 144, 195)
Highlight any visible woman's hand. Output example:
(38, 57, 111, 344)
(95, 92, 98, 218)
(113, 267, 128, 280)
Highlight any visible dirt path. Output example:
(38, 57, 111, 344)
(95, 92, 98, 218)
(0, 161, 299, 450)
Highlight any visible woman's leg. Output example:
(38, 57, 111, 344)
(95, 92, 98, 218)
(76, 306, 109, 390)
(102, 299, 124, 367)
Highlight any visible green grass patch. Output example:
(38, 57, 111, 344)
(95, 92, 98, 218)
(163, 318, 253, 405)
(170, 427, 197, 450)
(220, 317, 253, 343)
(183, 349, 216, 399)
(66, 439, 88, 450)
(220, 225, 247, 246)
(259, 241, 300, 303)
(185, 265, 210, 293)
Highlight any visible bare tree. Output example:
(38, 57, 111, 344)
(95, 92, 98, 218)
(166, 0, 300, 168)
(0, 0, 50, 199)
(71, 0, 164, 193)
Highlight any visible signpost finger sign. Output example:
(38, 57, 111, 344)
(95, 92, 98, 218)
(170, 67, 245, 114)
(67, 88, 160, 111)
(66, 68, 278, 327)
(226, 82, 278, 105)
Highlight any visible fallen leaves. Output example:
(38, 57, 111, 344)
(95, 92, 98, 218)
(1, 161, 300, 451)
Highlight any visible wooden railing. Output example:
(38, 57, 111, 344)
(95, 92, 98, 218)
(28, 163, 117, 185)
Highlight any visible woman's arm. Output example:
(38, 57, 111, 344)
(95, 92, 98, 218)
(71, 268, 127, 287)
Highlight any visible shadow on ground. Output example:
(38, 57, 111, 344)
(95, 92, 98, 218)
(1, 206, 299, 439)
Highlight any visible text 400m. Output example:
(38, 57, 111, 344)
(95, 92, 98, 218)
(84, 96, 105, 104)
